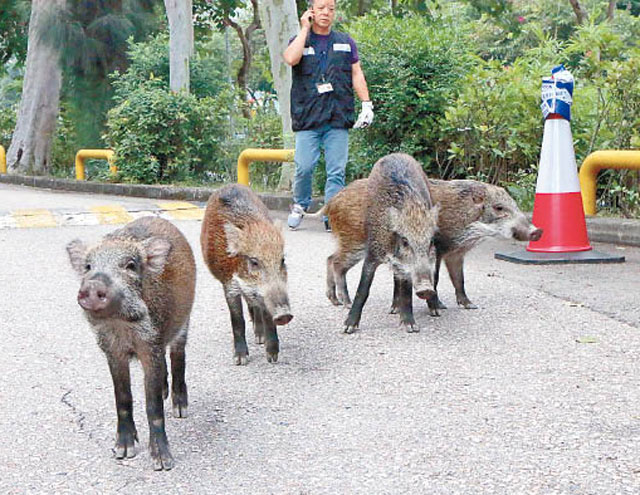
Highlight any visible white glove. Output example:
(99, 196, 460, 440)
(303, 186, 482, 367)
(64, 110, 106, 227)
(353, 101, 374, 129)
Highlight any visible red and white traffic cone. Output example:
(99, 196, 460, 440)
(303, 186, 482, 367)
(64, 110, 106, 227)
(526, 113, 591, 253)
(496, 65, 624, 264)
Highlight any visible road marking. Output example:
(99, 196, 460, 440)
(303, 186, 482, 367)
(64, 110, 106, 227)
(0, 201, 204, 229)
(12, 209, 58, 228)
(90, 205, 134, 225)
(157, 201, 205, 220)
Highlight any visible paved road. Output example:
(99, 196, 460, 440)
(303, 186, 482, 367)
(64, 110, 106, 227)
(1, 184, 640, 494)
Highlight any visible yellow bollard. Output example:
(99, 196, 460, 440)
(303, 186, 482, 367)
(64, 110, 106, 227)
(579, 150, 640, 215)
(0, 145, 6, 174)
(237, 148, 295, 186)
(75, 149, 116, 180)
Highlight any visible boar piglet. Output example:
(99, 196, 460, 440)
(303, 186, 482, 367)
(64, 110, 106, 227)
(343, 153, 439, 334)
(67, 217, 196, 471)
(200, 184, 292, 365)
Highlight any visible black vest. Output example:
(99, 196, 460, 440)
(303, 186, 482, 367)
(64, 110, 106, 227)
(290, 31, 355, 132)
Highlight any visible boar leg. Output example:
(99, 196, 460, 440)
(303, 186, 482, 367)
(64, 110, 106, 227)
(389, 273, 401, 314)
(445, 253, 477, 309)
(326, 254, 341, 306)
(107, 354, 138, 460)
(395, 276, 419, 333)
(333, 250, 364, 307)
(431, 252, 447, 310)
(248, 304, 265, 344)
(140, 347, 174, 470)
(224, 285, 249, 365)
(170, 323, 189, 418)
(263, 307, 280, 363)
(344, 255, 379, 333)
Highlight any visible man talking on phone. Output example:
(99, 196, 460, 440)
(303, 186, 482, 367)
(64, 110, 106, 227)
(283, 0, 373, 231)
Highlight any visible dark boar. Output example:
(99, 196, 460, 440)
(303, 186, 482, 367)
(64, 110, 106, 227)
(343, 153, 439, 334)
(67, 216, 196, 471)
(324, 177, 542, 313)
(200, 184, 292, 365)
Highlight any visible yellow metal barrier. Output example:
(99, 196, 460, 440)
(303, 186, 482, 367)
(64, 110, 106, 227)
(237, 148, 295, 186)
(0, 145, 6, 174)
(75, 149, 116, 180)
(579, 150, 640, 215)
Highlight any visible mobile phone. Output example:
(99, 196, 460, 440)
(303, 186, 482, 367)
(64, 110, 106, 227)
(307, 4, 314, 23)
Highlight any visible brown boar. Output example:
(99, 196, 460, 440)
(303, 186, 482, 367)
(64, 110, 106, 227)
(67, 216, 196, 471)
(200, 184, 292, 365)
(343, 153, 439, 334)
(323, 177, 542, 313)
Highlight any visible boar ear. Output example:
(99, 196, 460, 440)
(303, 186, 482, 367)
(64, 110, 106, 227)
(66, 239, 88, 275)
(142, 237, 172, 273)
(223, 222, 243, 256)
(471, 185, 485, 205)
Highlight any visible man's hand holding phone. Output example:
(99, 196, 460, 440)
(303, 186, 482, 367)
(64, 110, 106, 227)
(301, 9, 314, 29)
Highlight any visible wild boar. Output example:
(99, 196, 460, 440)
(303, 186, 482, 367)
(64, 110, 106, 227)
(67, 216, 196, 471)
(342, 153, 439, 334)
(200, 184, 292, 365)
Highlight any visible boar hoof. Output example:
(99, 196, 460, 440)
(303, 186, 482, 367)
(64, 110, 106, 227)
(327, 293, 341, 306)
(458, 299, 478, 309)
(428, 307, 441, 317)
(114, 431, 138, 459)
(234, 352, 249, 366)
(344, 325, 358, 334)
(150, 441, 174, 471)
(402, 322, 420, 333)
(388, 305, 398, 314)
(172, 403, 188, 419)
(266, 351, 279, 363)
(255, 334, 265, 345)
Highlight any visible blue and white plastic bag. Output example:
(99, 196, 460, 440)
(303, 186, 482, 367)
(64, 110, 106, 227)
(540, 65, 574, 121)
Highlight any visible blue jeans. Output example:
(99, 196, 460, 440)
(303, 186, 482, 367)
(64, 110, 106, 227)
(292, 124, 349, 210)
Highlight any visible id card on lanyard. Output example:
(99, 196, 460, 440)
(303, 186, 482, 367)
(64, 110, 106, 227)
(316, 45, 334, 94)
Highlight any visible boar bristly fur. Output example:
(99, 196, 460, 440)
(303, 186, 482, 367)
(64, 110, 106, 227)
(67, 216, 196, 471)
(201, 184, 292, 365)
(343, 153, 439, 334)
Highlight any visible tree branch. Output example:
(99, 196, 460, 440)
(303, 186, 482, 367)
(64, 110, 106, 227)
(568, 0, 588, 25)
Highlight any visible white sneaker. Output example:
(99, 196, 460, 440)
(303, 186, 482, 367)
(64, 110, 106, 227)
(287, 204, 306, 230)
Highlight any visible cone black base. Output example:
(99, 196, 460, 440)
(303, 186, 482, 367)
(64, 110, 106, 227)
(494, 249, 625, 265)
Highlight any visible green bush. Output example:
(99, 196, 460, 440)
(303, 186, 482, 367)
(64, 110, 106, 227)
(105, 81, 233, 183)
(104, 33, 241, 184)
(345, 13, 473, 180)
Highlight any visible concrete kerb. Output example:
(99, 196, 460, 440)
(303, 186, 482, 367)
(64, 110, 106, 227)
(0, 173, 323, 215)
(0, 174, 636, 245)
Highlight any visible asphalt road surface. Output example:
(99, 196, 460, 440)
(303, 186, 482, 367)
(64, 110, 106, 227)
(1, 184, 639, 494)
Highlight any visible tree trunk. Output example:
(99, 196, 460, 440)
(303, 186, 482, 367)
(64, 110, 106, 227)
(164, 0, 193, 93)
(259, 0, 299, 191)
(226, 0, 261, 119)
(568, 0, 588, 24)
(7, 0, 65, 175)
(607, 0, 616, 20)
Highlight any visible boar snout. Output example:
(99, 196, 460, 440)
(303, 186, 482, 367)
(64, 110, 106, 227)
(415, 286, 436, 300)
(512, 223, 543, 242)
(78, 277, 113, 313)
(529, 227, 543, 242)
(265, 287, 293, 326)
(273, 312, 293, 326)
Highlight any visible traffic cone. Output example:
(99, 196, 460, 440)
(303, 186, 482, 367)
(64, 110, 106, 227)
(526, 113, 591, 253)
(496, 65, 624, 264)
